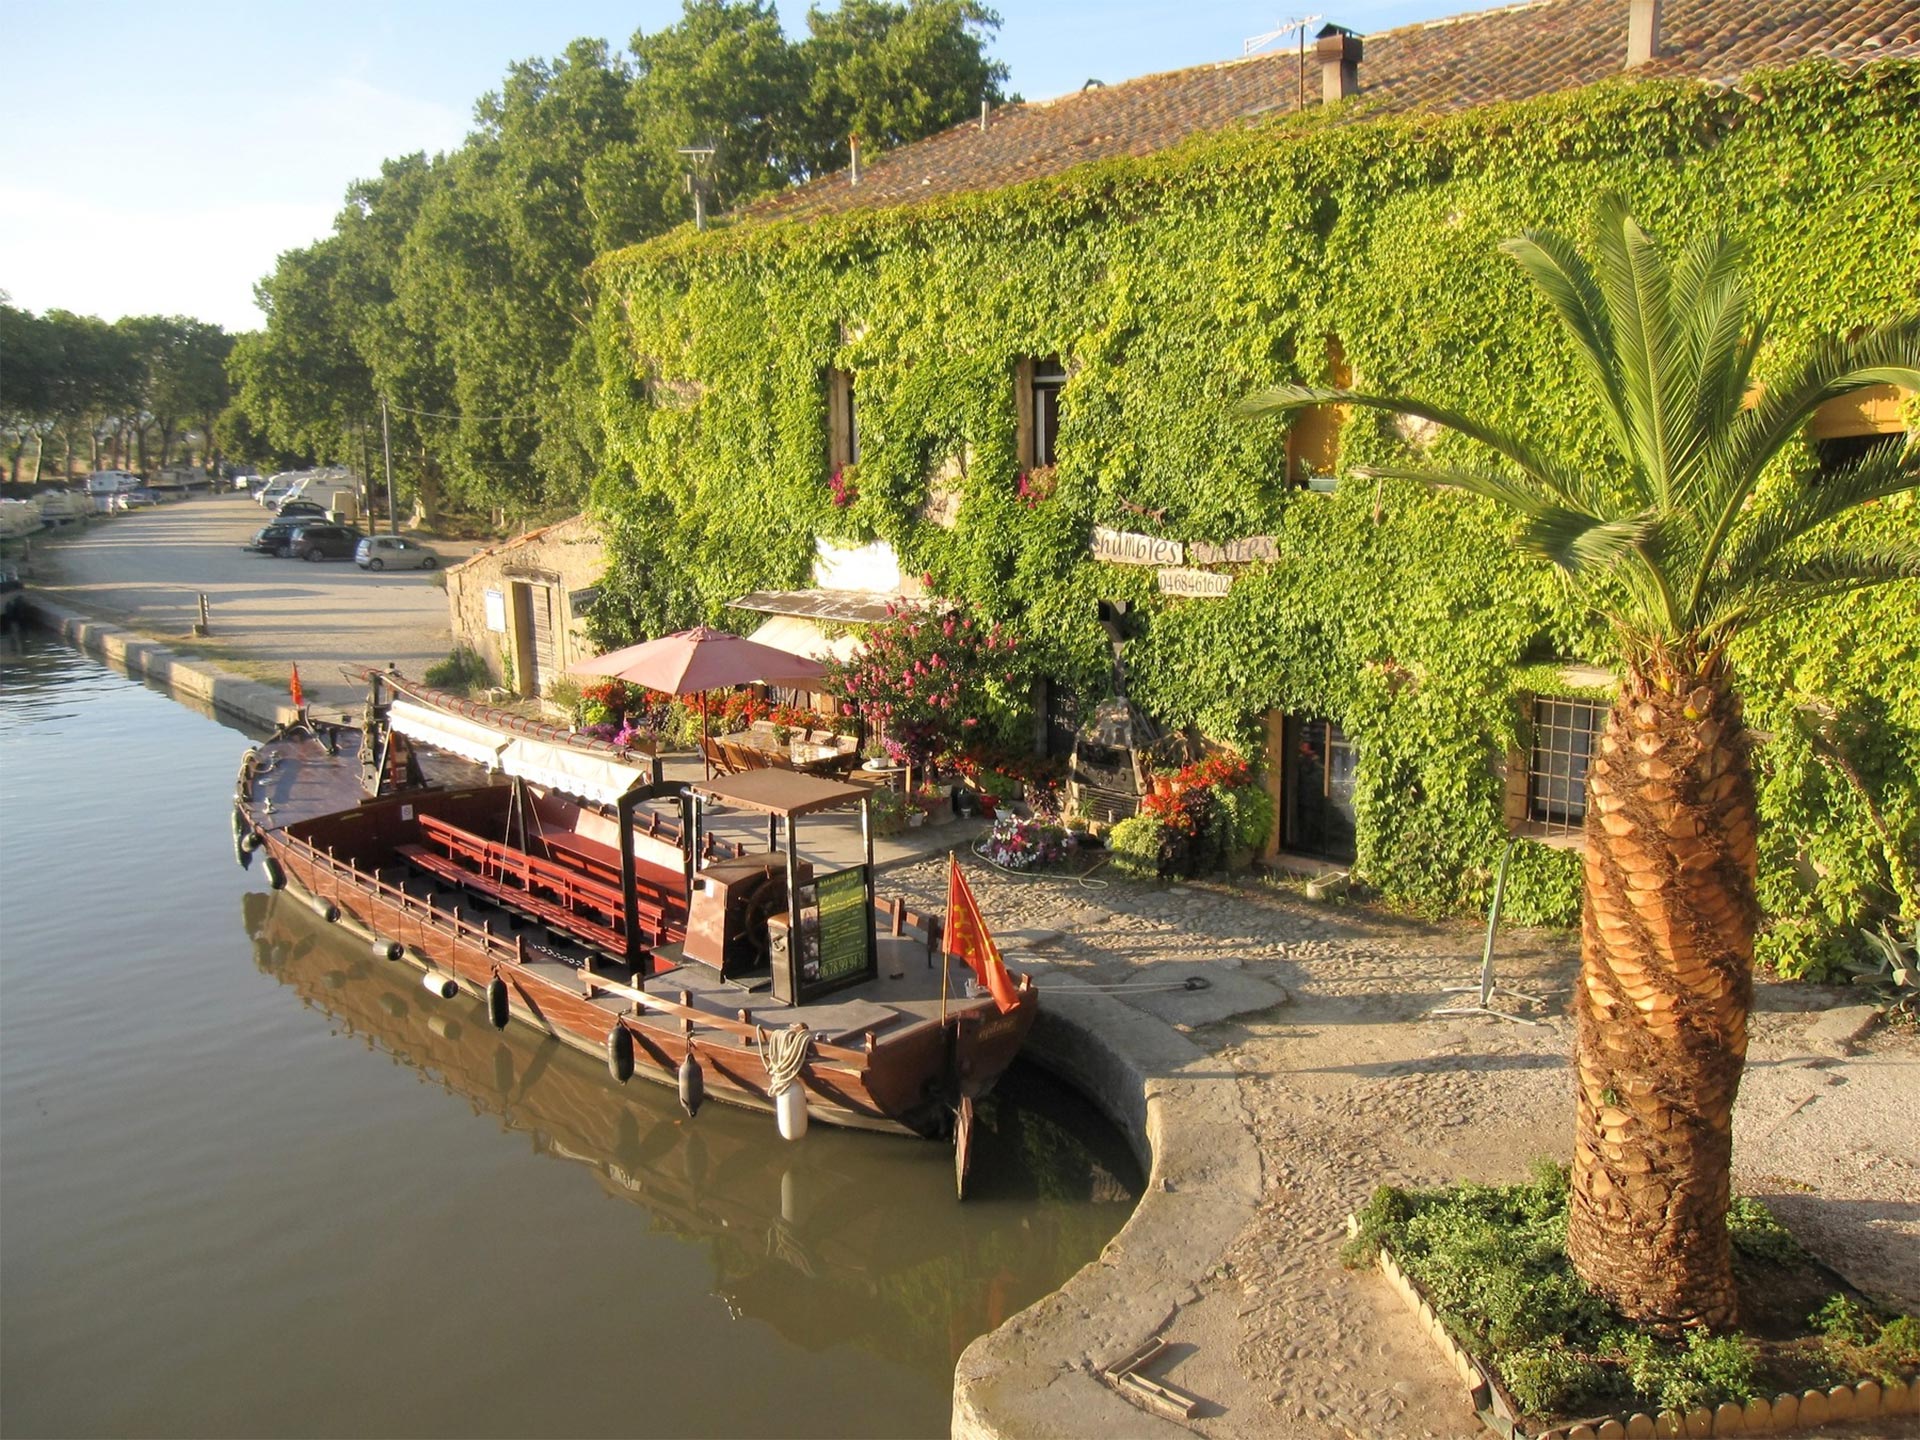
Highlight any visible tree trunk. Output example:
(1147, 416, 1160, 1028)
(1568, 647, 1757, 1330)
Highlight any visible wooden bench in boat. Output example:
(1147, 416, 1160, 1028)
(396, 843, 628, 956)
(404, 813, 675, 955)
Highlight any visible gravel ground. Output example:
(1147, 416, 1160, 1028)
(22, 494, 486, 713)
(914, 853, 1919, 1439)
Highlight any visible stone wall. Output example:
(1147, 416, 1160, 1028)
(445, 514, 606, 697)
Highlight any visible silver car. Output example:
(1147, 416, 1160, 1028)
(355, 535, 440, 571)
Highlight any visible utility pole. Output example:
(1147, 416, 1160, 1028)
(678, 144, 716, 230)
(379, 396, 398, 536)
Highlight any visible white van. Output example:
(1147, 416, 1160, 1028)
(85, 471, 143, 497)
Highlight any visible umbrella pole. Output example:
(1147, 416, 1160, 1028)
(701, 692, 711, 779)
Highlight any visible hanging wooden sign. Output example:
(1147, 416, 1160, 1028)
(1156, 567, 1233, 597)
(1188, 535, 1278, 565)
(1092, 526, 1184, 566)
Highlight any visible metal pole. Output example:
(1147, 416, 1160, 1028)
(379, 396, 398, 536)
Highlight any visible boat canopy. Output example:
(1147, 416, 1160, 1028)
(390, 699, 506, 766)
(500, 735, 652, 807)
(388, 697, 656, 805)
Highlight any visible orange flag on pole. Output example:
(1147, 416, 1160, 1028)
(945, 853, 1019, 1015)
(289, 663, 305, 709)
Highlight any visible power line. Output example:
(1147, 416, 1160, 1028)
(380, 396, 543, 423)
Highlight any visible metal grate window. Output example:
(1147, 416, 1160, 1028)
(1527, 697, 1606, 834)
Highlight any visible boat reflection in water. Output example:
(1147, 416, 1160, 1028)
(244, 889, 1138, 1373)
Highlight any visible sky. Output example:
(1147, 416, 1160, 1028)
(1, 0, 1492, 334)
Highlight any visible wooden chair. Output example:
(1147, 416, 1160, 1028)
(701, 736, 739, 775)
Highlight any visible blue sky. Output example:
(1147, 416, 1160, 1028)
(1, 0, 1491, 332)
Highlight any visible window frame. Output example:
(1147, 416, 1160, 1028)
(1510, 693, 1608, 845)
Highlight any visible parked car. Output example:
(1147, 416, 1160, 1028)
(354, 535, 440, 571)
(244, 522, 301, 556)
(286, 523, 364, 561)
(85, 470, 143, 497)
(113, 488, 162, 510)
(230, 470, 263, 492)
(274, 499, 330, 521)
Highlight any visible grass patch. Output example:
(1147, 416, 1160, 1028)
(1343, 1162, 1918, 1422)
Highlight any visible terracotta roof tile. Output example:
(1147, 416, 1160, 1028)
(740, 0, 1920, 223)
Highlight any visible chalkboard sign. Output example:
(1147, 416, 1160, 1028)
(801, 864, 873, 995)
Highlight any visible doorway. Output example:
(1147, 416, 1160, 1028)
(1282, 715, 1357, 863)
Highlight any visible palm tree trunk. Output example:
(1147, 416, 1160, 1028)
(1567, 646, 1757, 1330)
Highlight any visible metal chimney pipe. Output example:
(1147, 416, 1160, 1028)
(1627, 0, 1662, 66)
(1315, 26, 1363, 103)
(849, 136, 861, 186)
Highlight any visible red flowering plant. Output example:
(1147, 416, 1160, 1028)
(828, 466, 858, 509)
(1015, 465, 1056, 508)
(826, 604, 1031, 777)
(1135, 751, 1270, 875)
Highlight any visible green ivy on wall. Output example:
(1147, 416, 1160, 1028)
(586, 61, 1920, 965)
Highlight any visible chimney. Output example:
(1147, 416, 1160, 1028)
(1627, 0, 1662, 66)
(849, 136, 861, 186)
(1315, 25, 1363, 104)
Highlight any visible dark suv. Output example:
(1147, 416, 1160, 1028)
(244, 522, 301, 557)
(286, 523, 365, 562)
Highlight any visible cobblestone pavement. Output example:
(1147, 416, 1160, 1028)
(911, 852, 1919, 1439)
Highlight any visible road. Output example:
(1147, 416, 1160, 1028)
(25, 493, 487, 713)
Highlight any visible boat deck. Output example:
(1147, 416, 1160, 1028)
(355, 807, 959, 1049)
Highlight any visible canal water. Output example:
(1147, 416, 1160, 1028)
(0, 638, 1139, 1438)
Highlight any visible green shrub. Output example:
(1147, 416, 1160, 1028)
(1503, 1341, 1605, 1416)
(423, 645, 492, 693)
(1615, 1330, 1759, 1415)
(1106, 813, 1165, 880)
(1727, 1196, 1803, 1266)
(1218, 782, 1275, 853)
(1874, 1314, 1920, 1366)
(1811, 1293, 1877, 1346)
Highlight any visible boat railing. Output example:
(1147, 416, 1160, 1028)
(277, 831, 878, 1071)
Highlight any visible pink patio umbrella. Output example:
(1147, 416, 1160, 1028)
(568, 626, 831, 774)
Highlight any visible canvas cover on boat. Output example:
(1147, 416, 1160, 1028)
(500, 736, 650, 806)
(389, 700, 508, 767)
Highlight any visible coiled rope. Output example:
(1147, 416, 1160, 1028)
(757, 1023, 812, 1094)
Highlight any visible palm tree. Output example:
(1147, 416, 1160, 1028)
(1240, 196, 1919, 1330)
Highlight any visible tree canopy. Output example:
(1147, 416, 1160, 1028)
(228, 0, 1007, 522)
(2, 299, 233, 482)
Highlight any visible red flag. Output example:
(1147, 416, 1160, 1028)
(289, 663, 305, 709)
(944, 854, 1019, 1014)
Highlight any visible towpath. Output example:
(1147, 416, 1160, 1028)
(21, 492, 485, 713)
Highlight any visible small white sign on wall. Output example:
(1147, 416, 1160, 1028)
(484, 588, 507, 633)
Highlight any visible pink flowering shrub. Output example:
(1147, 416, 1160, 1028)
(826, 604, 1030, 774)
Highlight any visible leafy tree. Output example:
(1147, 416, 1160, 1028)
(795, 0, 1008, 177)
(230, 1, 1008, 527)
(1241, 197, 1920, 1330)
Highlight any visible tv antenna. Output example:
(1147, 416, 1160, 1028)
(1242, 14, 1323, 109)
(678, 144, 716, 230)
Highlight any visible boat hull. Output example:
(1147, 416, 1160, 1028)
(255, 819, 1035, 1140)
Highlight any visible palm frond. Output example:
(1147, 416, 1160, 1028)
(1688, 314, 1920, 608)
(1499, 229, 1628, 471)
(1716, 437, 1919, 594)
(1593, 196, 1682, 509)
(1235, 385, 1592, 511)
(1700, 541, 1920, 638)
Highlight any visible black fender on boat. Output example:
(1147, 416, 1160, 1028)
(606, 1022, 635, 1084)
(261, 853, 286, 890)
(486, 975, 510, 1030)
(678, 1049, 704, 1118)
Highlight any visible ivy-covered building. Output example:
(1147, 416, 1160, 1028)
(587, 0, 1920, 971)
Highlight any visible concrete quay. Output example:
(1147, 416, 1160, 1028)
(16, 499, 1919, 1440)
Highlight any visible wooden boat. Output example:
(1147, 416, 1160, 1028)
(233, 672, 1037, 1166)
